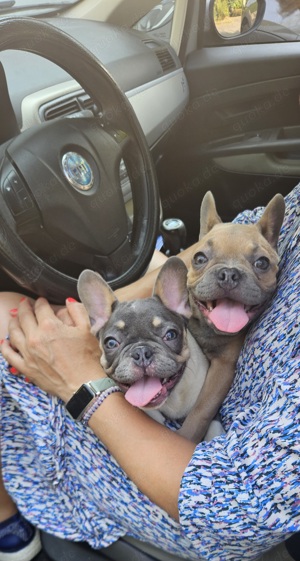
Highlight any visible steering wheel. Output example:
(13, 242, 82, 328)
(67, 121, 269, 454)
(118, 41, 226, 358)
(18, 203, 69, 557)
(0, 17, 160, 303)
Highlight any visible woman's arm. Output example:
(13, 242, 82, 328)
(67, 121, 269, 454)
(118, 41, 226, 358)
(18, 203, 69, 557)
(115, 244, 198, 301)
(88, 393, 195, 519)
(0, 297, 195, 520)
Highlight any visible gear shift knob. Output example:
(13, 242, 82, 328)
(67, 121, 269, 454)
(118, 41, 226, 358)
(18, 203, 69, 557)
(161, 218, 187, 256)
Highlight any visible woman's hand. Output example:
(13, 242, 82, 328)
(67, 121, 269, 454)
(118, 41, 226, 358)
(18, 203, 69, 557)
(1, 297, 104, 402)
(1, 296, 197, 520)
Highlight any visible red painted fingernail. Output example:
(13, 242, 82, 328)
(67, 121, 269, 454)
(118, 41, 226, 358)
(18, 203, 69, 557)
(24, 377, 30, 384)
(67, 297, 77, 303)
(9, 367, 18, 374)
(20, 297, 27, 303)
(9, 308, 18, 316)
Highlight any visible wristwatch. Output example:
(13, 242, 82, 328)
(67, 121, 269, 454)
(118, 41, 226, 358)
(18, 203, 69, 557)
(65, 378, 119, 421)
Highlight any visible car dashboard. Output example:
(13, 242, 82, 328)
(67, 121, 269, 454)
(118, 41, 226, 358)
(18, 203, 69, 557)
(0, 17, 189, 148)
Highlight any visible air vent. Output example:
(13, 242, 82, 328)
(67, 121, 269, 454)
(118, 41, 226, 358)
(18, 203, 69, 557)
(43, 98, 80, 121)
(40, 91, 97, 122)
(78, 93, 95, 111)
(156, 48, 176, 73)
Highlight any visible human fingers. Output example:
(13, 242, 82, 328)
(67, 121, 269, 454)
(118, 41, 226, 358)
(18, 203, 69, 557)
(65, 298, 91, 329)
(1, 330, 35, 385)
(7, 303, 62, 374)
(11, 298, 61, 360)
(1, 334, 71, 398)
(33, 297, 60, 325)
(7, 315, 26, 354)
(0, 293, 31, 340)
(12, 297, 63, 347)
(12, 297, 37, 332)
(56, 307, 75, 326)
(1, 329, 27, 377)
(2, 315, 81, 398)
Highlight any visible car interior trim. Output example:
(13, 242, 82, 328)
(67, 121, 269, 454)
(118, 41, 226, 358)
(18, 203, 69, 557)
(126, 69, 189, 147)
(169, 0, 188, 54)
(21, 68, 189, 148)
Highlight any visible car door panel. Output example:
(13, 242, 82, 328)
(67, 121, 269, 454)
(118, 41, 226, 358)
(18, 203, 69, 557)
(157, 41, 300, 243)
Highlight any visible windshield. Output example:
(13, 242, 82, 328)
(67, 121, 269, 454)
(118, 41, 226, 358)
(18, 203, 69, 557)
(0, 0, 82, 16)
(132, 0, 175, 43)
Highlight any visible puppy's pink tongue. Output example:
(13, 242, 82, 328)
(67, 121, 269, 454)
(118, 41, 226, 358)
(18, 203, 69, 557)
(208, 299, 249, 333)
(125, 377, 163, 407)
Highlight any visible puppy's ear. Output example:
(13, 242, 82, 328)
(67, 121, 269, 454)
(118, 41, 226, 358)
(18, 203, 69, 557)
(257, 193, 285, 250)
(154, 256, 191, 319)
(199, 191, 222, 239)
(77, 270, 117, 335)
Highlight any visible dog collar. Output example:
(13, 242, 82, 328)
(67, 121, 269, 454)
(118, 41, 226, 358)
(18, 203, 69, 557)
(65, 378, 119, 421)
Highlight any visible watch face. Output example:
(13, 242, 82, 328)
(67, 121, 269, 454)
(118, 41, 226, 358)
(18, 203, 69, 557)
(66, 384, 94, 419)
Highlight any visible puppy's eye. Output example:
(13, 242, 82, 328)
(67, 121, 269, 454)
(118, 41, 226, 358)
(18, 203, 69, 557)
(193, 252, 208, 267)
(164, 329, 178, 341)
(254, 257, 270, 271)
(104, 337, 119, 350)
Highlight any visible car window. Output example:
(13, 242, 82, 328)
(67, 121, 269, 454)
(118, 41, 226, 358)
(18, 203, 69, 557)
(259, 0, 300, 40)
(132, 0, 175, 43)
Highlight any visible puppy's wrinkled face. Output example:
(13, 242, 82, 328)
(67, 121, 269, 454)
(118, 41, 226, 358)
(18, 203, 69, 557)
(187, 192, 285, 335)
(78, 257, 192, 410)
(99, 297, 189, 409)
(188, 222, 280, 334)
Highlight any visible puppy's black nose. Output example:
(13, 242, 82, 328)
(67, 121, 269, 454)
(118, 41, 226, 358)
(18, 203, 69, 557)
(131, 345, 153, 367)
(217, 267, 241, 289)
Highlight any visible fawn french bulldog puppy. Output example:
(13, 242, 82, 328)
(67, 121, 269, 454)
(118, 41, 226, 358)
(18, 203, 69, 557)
(78, 258, 215, 431)
(178, 191, 285, 442)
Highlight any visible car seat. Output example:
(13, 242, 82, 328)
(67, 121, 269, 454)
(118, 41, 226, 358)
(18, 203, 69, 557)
(41, 531, 300, 561)
(41, 532, 189, 561)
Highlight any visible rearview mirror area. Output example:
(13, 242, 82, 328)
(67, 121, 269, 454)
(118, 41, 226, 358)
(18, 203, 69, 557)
(211, 0, 266, 39)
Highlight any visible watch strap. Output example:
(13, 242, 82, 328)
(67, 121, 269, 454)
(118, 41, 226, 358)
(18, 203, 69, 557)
(65, 378, 119, 421)
(87, 378, 118, 394)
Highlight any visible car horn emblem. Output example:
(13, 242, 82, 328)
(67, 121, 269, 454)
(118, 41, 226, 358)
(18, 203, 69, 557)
(62, 152, 94, 191)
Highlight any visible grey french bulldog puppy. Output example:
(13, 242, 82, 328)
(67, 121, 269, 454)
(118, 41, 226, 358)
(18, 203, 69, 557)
(77, 257, 219, 433)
